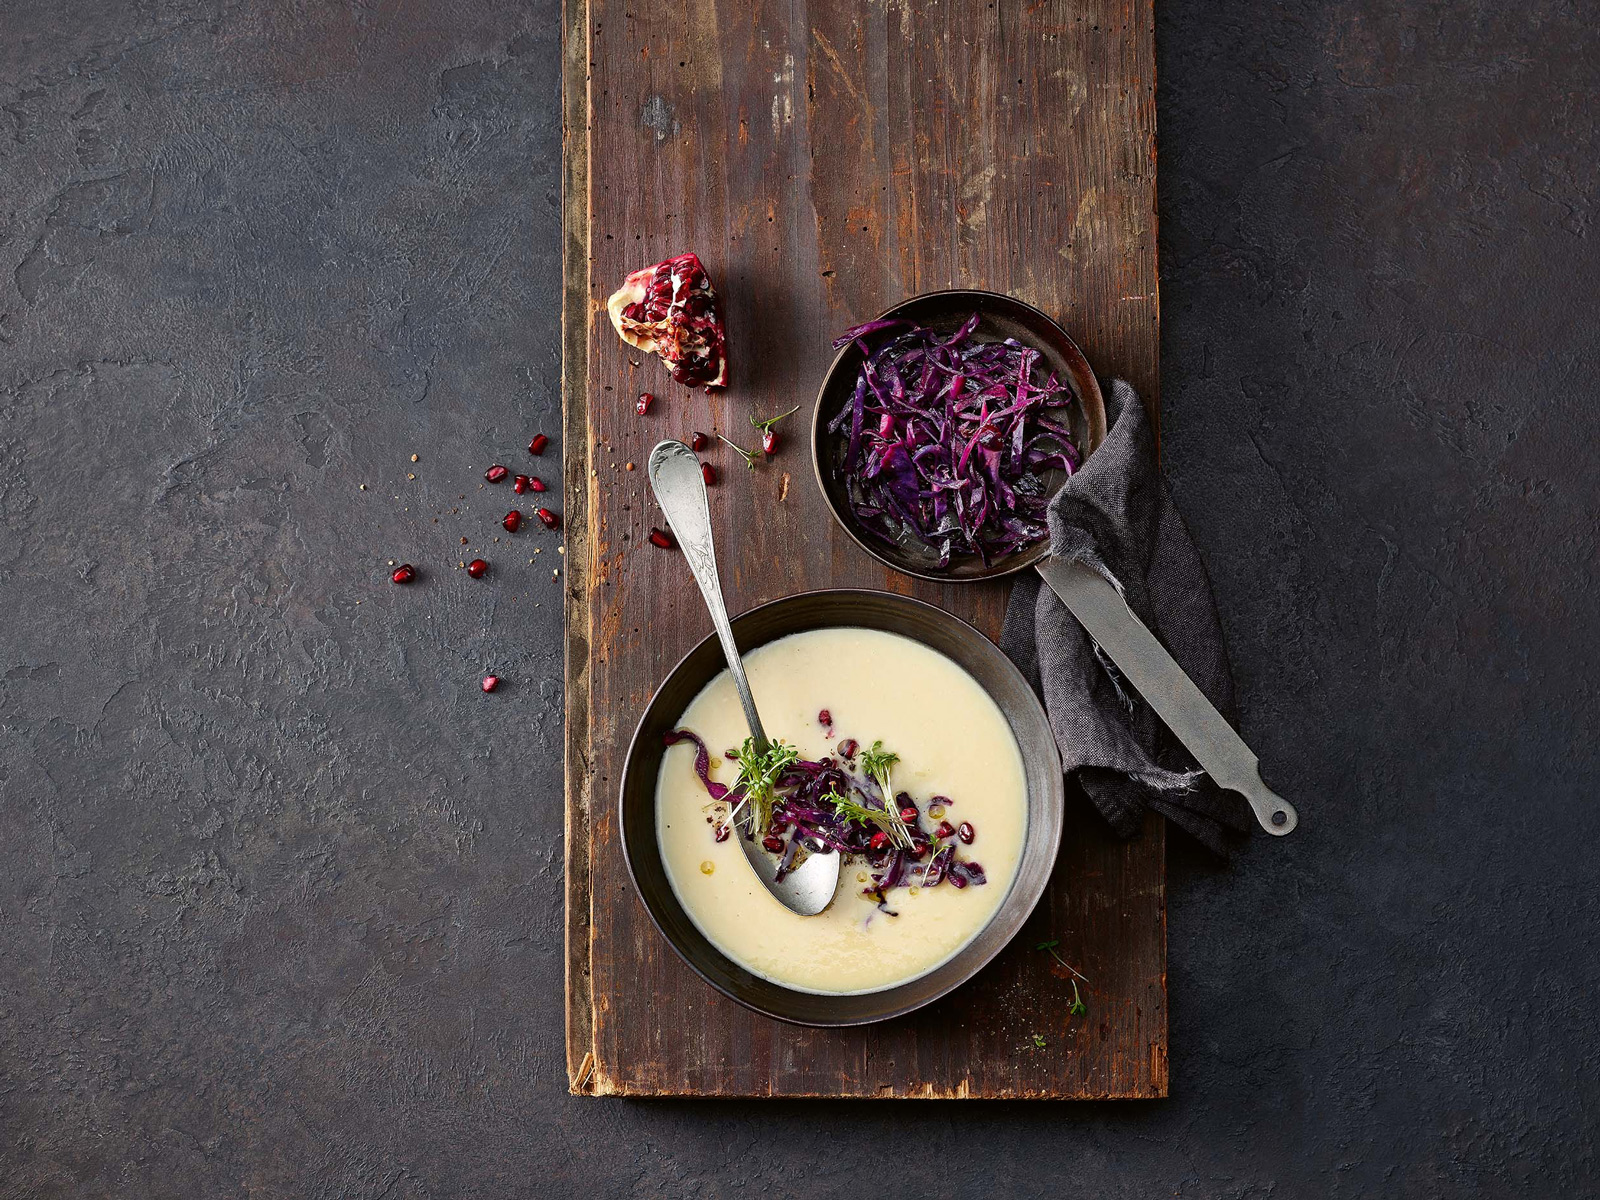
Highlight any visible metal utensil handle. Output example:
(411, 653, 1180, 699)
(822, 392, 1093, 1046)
(647, 440, 769, 750)
(1036, 558, 1298, 836)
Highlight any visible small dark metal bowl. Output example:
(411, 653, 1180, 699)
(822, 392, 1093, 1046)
(811, 289, 1106, 582)
(618, 590, 1064, 1026)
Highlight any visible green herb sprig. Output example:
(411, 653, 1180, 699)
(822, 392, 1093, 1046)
(717, 434, 758, 470)
(856, 741, 914, 850)
(724, 737, 799, 835)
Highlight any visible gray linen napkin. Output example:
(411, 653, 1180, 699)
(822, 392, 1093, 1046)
(1000, 380, 1251, 854)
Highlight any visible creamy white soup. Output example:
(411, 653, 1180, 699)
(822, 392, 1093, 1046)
(655, 626, 1027, 994)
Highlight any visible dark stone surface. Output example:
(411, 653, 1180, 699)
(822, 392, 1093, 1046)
(2, 1, 1594, 1196)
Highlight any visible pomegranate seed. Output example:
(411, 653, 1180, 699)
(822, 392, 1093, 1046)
(481, 674, 499, 692)
(513, 474, 531, 493)
(528, 433, 549, 455)
(762, 428, 778, 455)
(485, 464, 509, 483)
(529, 476, 548, 492)
(818, 709, 831, 726)
(957, 821, 975, 844)
(648, 527, 675, 549)
(770, 821, 788, 835)
(935, 820, 956, 839)
(713, 824, 730, 843)
(838, 738, 858, 758)
(949, 872, 968, 889)
(762, 834, 785, 853)
(690, 431, 708, 452)
(635, 391, 654, 415)
(701, 460, 716, 486)
(391, 563, 416, 584)
(869, 831, 889, 850)
(466, 558, 488, 578)
(535, 507, 560, 530)
(503, 510, 522, 532)
(900, 807, 919, 824)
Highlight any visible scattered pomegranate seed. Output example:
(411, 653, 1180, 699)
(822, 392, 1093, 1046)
(837, 738, 858, 758)
(935, 820, 956, 839)
(869, 830, 889, 850)
(528, 433, 549, 455)
(900, 807, 919, 824)
(485, 464, 509, 483)
(466, 558, 489, 578)
(762, 834, 785, 854)
(713, 824, 730, 843)
(818, 709, 831, 726)
(648, 527, 675, 549)
(513, 474, 531, 493)
(689, 431, 708, 452)
(535, 507, 560, 530)
(503, 510, 522, 532)
(529, 476, 547, 492)
(770, 821, 789, 835)
(481, 674, 499, 692)
(700, 460, 716, 486)
(957, 821, 975, 844)
(391, 563, 416, 584)
(635, 391, 654, 415)
(949, 872, 968, 889)
(762, 428, 778, 455)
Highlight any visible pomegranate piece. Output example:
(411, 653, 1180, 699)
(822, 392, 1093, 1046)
(513, 474, 531, 493)
(535, 507, 560, 530)
(689, 431, 708, 452)
(957, 821, 975, 844)
(485, 464, 509, 483)
(529, 476, 547, 492)
(635, 391, 654, 416)
(648, 527, 675, 549)
(700, 461, 716, 486)
(466, 558, 489, 578)
(713, 823, 730, 843)
(528, 433, 549, 456)
(481, 674, 499, 692)
(837, 738, 858, 758)
(869, 830, 889, 850)
(818, 709, 831, 727)
(391, 563, 416, 584)
(899, 807, 919, 824)
(605, 252, 728, 390)
(761, 834, 785, 854)
(762, 428, 778, 455)
(935, 820, 956, 840)
(503, 510, 522, 533)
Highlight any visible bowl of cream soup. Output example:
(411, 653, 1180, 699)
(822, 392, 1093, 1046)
(618, 589, 1064, 1025)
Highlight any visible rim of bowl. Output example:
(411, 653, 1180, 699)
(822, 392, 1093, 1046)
(616, 588, 1065, 1026)
(810, 288, 1106, 583)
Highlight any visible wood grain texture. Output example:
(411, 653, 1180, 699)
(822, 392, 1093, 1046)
(564, 0, 1163, 1098)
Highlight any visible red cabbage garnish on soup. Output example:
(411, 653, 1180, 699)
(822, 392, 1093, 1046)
(664, 731, 985, 908)
(826, 313, 1079, 568)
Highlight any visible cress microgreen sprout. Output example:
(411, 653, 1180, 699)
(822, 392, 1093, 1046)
(716, 433, 758, 469)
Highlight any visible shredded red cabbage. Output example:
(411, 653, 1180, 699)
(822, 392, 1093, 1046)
(665, 728, 986, 905)
(827, 313, 1078, 567)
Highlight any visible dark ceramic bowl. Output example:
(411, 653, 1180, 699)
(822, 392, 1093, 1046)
(811, 289, 1106, 582)
(618, 590, 1064, 1026)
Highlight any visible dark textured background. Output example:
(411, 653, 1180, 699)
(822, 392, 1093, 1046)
(2, 1, 1595, 1195)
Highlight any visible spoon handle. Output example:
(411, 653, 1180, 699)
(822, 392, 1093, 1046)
(647, 440, 769, 750)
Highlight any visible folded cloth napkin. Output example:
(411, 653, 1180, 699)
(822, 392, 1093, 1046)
(1000, 380, 1251, 854)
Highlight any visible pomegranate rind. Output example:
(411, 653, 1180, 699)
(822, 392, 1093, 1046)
(605, 252, 728, 390)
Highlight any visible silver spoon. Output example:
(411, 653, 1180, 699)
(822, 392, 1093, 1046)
(647, 439, 842, 915)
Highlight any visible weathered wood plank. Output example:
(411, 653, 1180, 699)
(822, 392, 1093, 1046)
(566, 0, 1163, 1098)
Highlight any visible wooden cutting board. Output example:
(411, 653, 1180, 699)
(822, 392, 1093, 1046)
(563, 0, 1164, 1098)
